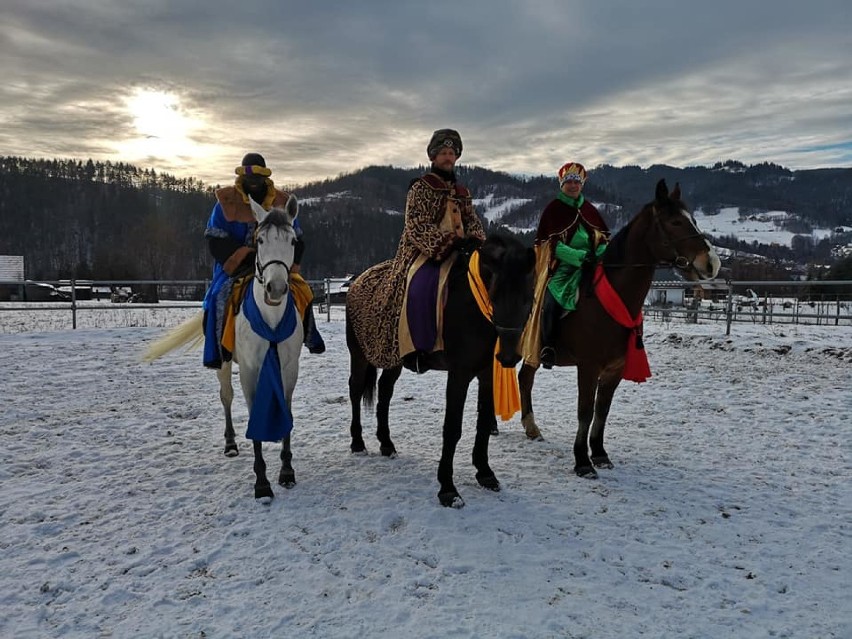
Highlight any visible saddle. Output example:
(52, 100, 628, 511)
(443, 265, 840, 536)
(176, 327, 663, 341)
(398, 187, 465, 370)
(398, 253, 457, 370)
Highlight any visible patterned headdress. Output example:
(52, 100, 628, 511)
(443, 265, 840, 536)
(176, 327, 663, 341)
(427, 129, 463, 160)
(558, 162, 587, 187)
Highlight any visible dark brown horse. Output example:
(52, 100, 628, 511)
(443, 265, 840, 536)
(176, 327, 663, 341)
(519, 179, 721, 478)
(347, 234, 535, 507)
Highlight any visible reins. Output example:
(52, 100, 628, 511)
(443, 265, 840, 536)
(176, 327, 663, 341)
(599, 208, 708, 274)
(253, 222, 294, 286)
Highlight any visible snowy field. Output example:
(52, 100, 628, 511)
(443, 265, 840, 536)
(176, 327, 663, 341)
(694, 207, 835, 248)
(1, 308, 850, 638)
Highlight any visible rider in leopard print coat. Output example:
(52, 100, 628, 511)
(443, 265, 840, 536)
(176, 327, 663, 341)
(346, 129, 486, 370)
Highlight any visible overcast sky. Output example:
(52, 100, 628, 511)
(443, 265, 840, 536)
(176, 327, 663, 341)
(2, 1, 850, 187)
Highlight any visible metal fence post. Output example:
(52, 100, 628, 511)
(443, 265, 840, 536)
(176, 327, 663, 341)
(725, 282, 734, 336)
(71, 277, 77, 329)
(325, 278, 331, 322)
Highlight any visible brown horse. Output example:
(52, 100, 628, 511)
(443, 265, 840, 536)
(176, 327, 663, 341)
(519, 179, 721, 478)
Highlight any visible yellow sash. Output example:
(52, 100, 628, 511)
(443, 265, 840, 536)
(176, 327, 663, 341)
(289, 272, 314, 316)
(221, 275, 252, 354)
(467, 251, 521, 421)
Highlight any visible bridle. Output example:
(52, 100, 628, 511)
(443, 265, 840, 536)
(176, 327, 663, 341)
(255, 255, 291, 286)
(253, 223, 294, 286)
(653, 215, 706, 271)
(603, 205, 708, 274)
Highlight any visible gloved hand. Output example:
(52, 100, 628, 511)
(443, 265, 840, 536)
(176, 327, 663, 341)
(554, 241, 587, 267)
(452, 235, 483, 256)
(231, 250, 256, 278)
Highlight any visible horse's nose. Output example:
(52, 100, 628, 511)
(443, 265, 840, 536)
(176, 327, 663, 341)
(496, 350, 521, 368)
(696, 250, 722, 280)
(265, 280, 289, 303)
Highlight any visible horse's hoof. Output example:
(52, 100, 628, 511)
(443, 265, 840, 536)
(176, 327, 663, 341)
(521, 415, 541, 440)
(476, 474, 501, 492)
(575, 465, 598, 479)
(278, 471, 297, 488)
(438, 491, 465, 508)
(224, 444, 239, 457)
(255, 484, 274, 501)
(380, 445, 397, 458)
(592, 455, 614, 469)
(351, 447, 368, 456)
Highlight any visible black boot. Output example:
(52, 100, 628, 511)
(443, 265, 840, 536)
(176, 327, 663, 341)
(303, 302, 326, 354)
(539, 290, 558, 369)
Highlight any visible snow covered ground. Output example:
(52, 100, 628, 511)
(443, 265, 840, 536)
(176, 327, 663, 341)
(1, 309, 850, 638)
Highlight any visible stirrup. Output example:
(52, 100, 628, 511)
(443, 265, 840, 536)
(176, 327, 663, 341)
(540, 346, 556, 370)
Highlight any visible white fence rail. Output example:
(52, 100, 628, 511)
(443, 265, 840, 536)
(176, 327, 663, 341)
(1, 278, 850, 334)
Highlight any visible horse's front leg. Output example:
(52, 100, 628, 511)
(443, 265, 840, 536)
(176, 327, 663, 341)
(473, 370, 500, 492)
(574, 364, 599, 478)
(437, 370, 472, 508)
(279, 435, 296, 487)
(589, 372, 621, 470)
(252, 440, 274, 502)
(216, 362, 239, 457)
(376, 366, 402, 457)
(347, 353, 371, 454)
(518, 363, 543, 440)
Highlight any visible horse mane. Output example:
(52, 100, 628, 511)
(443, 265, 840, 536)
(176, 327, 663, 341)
(482, 232, 525, 253)
(259, 207, 294, 231)
(602, 215, 638, 265)
(601, 187, 688, 266)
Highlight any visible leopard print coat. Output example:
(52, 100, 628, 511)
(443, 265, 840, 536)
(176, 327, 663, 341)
(346, 173, 486, 369)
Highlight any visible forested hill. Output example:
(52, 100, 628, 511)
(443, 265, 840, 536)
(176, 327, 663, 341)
(1, 156, 851, 280)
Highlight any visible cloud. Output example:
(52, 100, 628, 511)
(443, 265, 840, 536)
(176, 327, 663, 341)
(1, 0, 850, 185)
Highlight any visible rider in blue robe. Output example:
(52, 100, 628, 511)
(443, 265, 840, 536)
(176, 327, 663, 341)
(202, 153, 325, 369)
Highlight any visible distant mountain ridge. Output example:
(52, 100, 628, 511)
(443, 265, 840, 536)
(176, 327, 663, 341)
(1, 156, 850, 280)
(297, 160, 852, 233)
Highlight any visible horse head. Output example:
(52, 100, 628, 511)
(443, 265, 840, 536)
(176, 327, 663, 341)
(477, 234, 536, 367)
(647, 179, 721, 281)
(249, 195, 299, 306)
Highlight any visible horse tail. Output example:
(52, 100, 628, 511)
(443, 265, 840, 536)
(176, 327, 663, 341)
(142, 312, 204, 362)
(362, 364, 377, 410)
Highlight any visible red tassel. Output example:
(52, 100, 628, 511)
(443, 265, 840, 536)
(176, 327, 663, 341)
(622, 329, 651, 383)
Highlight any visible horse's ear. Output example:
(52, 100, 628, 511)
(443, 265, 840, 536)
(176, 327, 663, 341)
(249, 197, 268, 224)
(655, 179, 669, 202)
(284, 194, 298, 224)
(671, 182, 681, 201)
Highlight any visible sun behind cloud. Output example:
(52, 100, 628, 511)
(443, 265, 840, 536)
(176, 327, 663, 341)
(116, 88, 204, 164)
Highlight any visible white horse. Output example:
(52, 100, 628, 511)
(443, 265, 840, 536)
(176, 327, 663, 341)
(144, 195, 302, 502)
